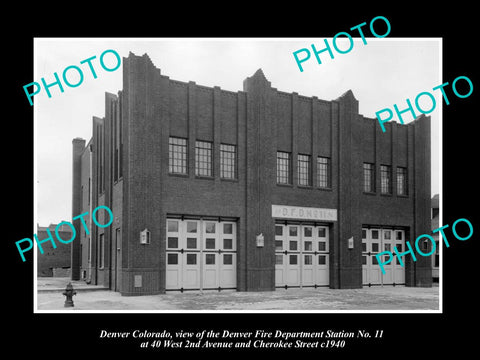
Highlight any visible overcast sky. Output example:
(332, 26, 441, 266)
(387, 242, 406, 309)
(34, 38, 441, 226)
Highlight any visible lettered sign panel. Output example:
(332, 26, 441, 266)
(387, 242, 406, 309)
(271, 205, 337, 221)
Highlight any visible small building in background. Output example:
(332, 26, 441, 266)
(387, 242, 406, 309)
(36, 223, 72, 277)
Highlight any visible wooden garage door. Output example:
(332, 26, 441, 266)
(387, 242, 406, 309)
(166, 219, 237, 291)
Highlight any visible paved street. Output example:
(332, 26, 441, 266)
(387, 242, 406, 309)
(36, 277, 439, 311)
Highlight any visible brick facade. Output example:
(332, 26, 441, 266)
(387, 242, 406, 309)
(71, 52, 432, 295)
(37, 224, 72, 277)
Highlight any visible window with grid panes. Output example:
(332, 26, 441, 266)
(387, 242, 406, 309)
(297, 154, 311, 186)
(363, 163, 375, 193)
(317, 156, 330, 188)
(195, 140, 213, 177)
(220, 143, 236, 179)
(169, 137, 187, 174)
(396, 166, 407, 195)
(277, 151, 291, 184)
(380, 164, 392, 194)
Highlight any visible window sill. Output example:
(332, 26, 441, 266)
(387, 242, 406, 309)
(195, 175, 215, 180)
(276, 183, 293, 188)
(316, 187, 332, 192)
(220, 178, 239, 183)
(363, 191, 377, 196)
(169, 172, 189, 178)
(297, 185, 314, 190)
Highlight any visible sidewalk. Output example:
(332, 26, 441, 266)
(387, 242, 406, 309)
(37, 277, 108, 293)
(35, 278, 440, 311)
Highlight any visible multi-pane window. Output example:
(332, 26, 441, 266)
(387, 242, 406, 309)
(363, 163, 375, 193)
(195, 140, 213, 177)
(297, 154, 311, 186)
(169, 137, 187, 174)
(112, 98, 122, 182)
(97, 122, 105, 194)
(277, 151, 291, 184)
(99, 233, 105, 269)
(396, 166, 407, 195)
(380, 165, 392, 194)
(220, 144, 236, 179)
(317, 156, 330, 188)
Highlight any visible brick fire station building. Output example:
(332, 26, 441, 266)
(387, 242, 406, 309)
(71, 52, 432, 296)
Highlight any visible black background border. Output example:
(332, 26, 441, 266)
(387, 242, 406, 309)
(6, 5, 478, 356)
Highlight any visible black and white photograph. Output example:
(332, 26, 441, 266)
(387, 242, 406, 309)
(7, 7, 479, 356)
(33, 37, 441, 312)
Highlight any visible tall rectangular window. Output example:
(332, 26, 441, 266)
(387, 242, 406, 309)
(277, 151, 291, 184)
(97, 123, 105, 194)
(169, 137, 187, 174)
(363, 163, 375, 193)
(119, 95, 123, 178)
(112, 98, 119, 182)
(220, 144, 236, 179)
(195, 140, 213, 177)
(99, 233, 105, 269)
(396, 166, 408, 195)
(114, 148, 119, 182)
(298, 154, 311, 186)
(380, 165, 392, 194)
(317, 156, 330, 188)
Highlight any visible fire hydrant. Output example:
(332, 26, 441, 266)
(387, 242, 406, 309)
(63, 282, 77, 307)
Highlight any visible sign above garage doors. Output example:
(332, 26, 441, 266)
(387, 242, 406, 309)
(272, 205, 337, 222)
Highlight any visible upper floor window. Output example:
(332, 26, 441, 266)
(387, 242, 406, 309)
(220, 144, 236, 179)
(297, 154, 311, 186)
(396, 166, 408, 196)
(169, 137, 188, 174)
(363, 163, 375, 193)
(380, 164, 392, 194)
(317, 156, 330, 188)
(195, 140, 213, 177)
(277, 151, 291, 185)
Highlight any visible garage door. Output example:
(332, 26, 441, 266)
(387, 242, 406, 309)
(275, 224, 329, 288)
(362, 228, 405, 286)
(166, 219, 237, 291)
